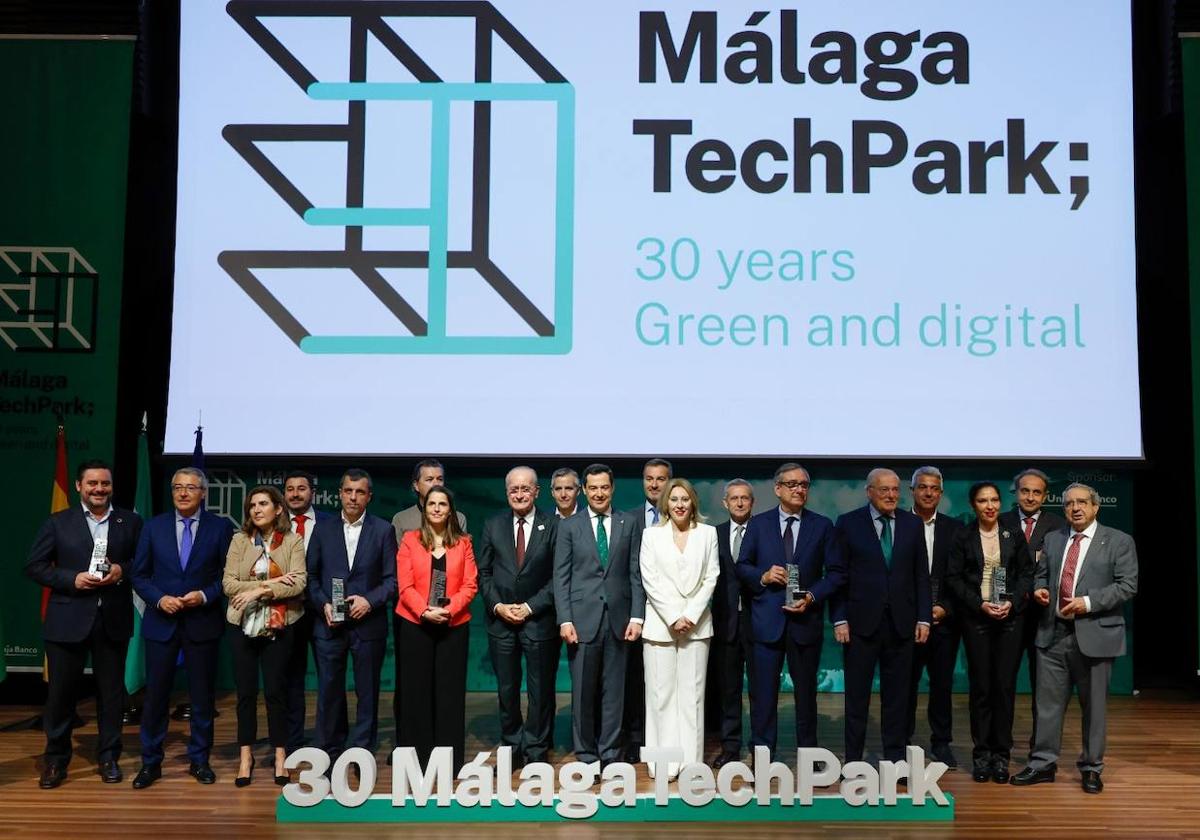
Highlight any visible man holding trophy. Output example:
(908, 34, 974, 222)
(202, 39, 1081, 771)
(735, 463, 844, 762)
(305, 469, 397, 765)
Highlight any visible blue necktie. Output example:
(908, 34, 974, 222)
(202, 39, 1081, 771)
(782, 516, 798, 563)
(651, 506, 659, 525)
(180, 517, 194, 570)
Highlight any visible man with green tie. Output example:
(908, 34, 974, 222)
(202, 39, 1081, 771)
(553, 464, 645, 766)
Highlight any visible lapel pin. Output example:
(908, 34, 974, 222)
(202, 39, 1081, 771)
(537, 524, 545, 531)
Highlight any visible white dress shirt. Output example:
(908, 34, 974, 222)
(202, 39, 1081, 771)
(913, 509, 936, 572)
(342, 511, 364, 570)
(1055, 520, 1098, 617)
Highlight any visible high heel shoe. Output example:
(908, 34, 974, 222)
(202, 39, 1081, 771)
(274, 762, 290, 786)
(235, 756, 255, 788)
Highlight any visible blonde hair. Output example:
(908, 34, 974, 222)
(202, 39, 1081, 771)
(656, 477, 705, 528)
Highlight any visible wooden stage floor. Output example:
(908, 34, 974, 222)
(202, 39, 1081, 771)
(0, 690, 1197, 838)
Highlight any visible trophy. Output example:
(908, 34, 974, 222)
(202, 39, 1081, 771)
(89, 538, 110, 580)
(988, 567, 1008, 605)
(331, 577, 347, 623)
(429, 566, 450, 608)
(784, 563, 807, 608)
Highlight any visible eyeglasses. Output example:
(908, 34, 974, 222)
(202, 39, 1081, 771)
(171, 484, 202, 493)
(776, 481, 810, 490)
(507, 485, 536, 496)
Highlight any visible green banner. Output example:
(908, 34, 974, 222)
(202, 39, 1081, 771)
(181, 463, 1134, 696)
(0, 38, 134, 674)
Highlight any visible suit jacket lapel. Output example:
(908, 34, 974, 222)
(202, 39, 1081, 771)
(1077, 526, 1107, 587)
(792, 511, 814, 564)
(605, 514, 623, 576)
(520, 513, 547, 575)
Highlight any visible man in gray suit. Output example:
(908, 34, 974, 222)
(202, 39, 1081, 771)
(554, 463, 645, 766)
(1010, 483, 1137, 794)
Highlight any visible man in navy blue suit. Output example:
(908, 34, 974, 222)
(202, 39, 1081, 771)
(25, 460, 143, 789)
(735, 463, 845, 761)
(282, 470, 336, 752)
(831, 468, 932, 764)
(131, 467, 234, 788)
(306, 468, 397, 763)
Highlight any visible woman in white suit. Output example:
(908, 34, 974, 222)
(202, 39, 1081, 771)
(639, 477, 720, 780)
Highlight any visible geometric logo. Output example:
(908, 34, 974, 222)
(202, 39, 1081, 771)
(220, 1, 575, 355)
(0, 246, 99, 353)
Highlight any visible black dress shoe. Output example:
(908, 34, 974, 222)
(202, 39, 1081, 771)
(972, 765, 991, 783)
(930, 745, 957, 769)
(235, 757, 255, 788)
(992, 763, 1010, 784)
(188, 762, 216, 784)
(623, 747, 641, 764)
(1081, 770, 1103, 794)
(99, 760, 123, 784)
(171, 703, 192, 722)
(132, 764, 161, 789)
(39, 764, 66, 789)
(712, 750, 740, 769)
(1010, 765, 1056, 786)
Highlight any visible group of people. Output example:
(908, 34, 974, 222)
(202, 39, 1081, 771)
(25, 456, 1137, 797)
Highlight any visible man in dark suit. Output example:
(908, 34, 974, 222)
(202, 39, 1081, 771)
(477, 466, 561, 765)
(708, 479, 756, 766)
(831, 468, 931, 764)
(905, 466, 965, 769)
(553, 463, 644, 766)
(307, 468, 397, 763)
(282, 470, 336, 753)
(1011, 483, 1137, 795)
(735, 464, 844, 761)
(621, 458, 669, 761)
(998, 467, 1067, 757)
(25, 460, 143, 789)
(130, 467, 234, 788)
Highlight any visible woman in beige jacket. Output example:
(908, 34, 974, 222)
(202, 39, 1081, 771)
(223, 485, 306, 786)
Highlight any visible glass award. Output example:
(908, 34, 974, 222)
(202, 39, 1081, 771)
(785, 563, 804, 607)
(89, 537, 110, 579)
(988, 567, 1008, 605)
(429, 566, 450, 608)
(331, 577, 346, 623)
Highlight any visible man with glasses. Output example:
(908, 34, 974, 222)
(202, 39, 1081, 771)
(831, 468, 931, 766)
(735, 464, 843, 763)
(130, 468, 234, 788)
(477, 466, 560, 766)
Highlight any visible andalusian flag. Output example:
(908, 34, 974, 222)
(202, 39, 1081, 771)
(43, 425, 70, 681)
(124, 414, 152, 694)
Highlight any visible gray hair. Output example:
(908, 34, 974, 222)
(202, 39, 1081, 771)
(550, 467, 579, 487)
(505, 465, 538, 487)
(723, 478, 754, 497)
(773, 462, 809, 482)
(1012, 468, 1051, 491)
(910, 466, 943, 488)
(866, 467, 899, 487)
(172, 467, 208, 492)
(1062, 482, 1101, 506)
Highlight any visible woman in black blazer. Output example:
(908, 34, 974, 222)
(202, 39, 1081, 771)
(945, 481, 1033, 784)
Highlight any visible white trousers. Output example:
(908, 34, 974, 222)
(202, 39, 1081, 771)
(643, 636, 710, 779)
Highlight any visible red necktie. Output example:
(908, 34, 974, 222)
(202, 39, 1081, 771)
(515, 517, 526, 570)
(1023, 516, 1036, 542)
(294, 514, 307, 536)
(1058, 532, 1085, 612)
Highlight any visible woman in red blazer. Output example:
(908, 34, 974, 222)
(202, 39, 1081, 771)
(395, 485, 477, 771)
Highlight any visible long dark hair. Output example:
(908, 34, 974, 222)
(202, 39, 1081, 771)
(418, 485, 465, 549)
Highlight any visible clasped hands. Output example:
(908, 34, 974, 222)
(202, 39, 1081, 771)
(1034, 587, 1087, 617)
(495, 603, 531, 625)
(981, 599, 1013, 620)
(158, 590, 205, 615)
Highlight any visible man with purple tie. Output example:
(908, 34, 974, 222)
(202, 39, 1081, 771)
(130, 468, 234, 789)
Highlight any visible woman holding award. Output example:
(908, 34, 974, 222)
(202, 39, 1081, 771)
(945, 481, 1033, 784)
(395, 486, 478, 772)
(638, 478, 720, 780)
(223, 485, 307, 787)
